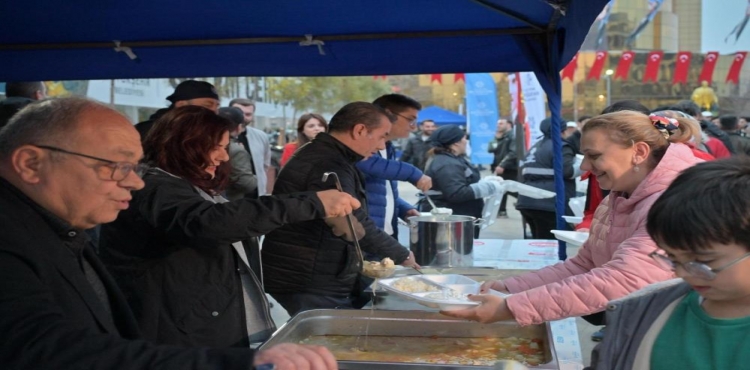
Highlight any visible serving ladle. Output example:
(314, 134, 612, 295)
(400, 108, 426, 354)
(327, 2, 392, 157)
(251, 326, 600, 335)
(322, 172, 395, 279)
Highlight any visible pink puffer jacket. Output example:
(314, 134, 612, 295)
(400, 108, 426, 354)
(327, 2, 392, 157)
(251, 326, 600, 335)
(504, 143, 701, 326)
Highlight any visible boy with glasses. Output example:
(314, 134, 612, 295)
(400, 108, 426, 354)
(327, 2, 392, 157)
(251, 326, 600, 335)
(588, 157, 750, 369)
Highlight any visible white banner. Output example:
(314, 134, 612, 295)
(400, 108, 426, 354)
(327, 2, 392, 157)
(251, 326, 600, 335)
(519, 72, 547, 148)
(87, 79, 167, 108)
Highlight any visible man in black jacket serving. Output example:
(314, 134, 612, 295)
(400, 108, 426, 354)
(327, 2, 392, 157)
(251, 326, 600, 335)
(263, 102, 420, 316)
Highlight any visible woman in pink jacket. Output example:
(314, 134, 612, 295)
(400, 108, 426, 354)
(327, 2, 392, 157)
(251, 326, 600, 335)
(444, 111, 703, 325)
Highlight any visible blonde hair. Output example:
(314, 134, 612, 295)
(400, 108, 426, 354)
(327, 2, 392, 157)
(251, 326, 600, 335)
(582, 111, 697, 168)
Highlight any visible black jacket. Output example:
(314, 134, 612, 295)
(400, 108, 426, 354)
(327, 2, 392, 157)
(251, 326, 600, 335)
(424, 151, 484, 219)
(516, 119, 576, 213)
(134, 108, 169, 142)
(400, 135, 431, 171)
(701, 120, 736, 154)
(262, 133, 410, 296)
(0, 96, 35, 128)
(488, 132, 519, 173)
(99, 169, 325, 348)
(726, 132, 750, 156)
(0, 178, 254, 369)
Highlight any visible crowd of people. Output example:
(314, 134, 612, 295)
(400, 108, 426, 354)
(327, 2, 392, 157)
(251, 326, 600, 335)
(1, 79, 749, 370)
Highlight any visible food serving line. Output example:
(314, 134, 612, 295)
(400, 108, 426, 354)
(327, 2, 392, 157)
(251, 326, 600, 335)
(261, 239, 585, 370)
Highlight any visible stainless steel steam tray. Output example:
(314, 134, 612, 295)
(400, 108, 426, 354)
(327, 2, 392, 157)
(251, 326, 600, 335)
(259, 309, 558, 369)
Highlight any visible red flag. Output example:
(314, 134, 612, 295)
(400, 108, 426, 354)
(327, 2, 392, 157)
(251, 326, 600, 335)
(699, 52, 719, 84)
(672, 52, 692, 85)
(454, 73, 465, 83)
(587, 51, 608, 81)
(430, 74, 442, 84)
(643, 51, 664, 83)
(614, 51, 635, 80)
(726, 51, 748, 84)
(561, 53, 578, 81)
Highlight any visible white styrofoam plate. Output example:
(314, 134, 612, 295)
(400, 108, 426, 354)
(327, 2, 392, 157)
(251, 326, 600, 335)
(378, 275, 510, 311)
(562, 216, 583, 225)
(550, 230, 589, 247)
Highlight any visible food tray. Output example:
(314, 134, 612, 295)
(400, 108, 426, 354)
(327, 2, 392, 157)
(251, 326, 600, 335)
(260, 309, 558, 369)
(378, 274, 510, 311)
(550, 230, 589, 248)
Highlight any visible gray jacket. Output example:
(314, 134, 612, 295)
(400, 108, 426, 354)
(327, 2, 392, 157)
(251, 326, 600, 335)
(586, 280, 691, 370)
(226, 138, 258, 201)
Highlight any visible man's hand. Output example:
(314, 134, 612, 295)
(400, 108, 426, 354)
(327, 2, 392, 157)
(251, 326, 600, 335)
(400, 251, 421, 269)
(440, 294, 515, 324)
(316, 189, 361, 218)
(253, 343, 338, 370)
(479, 279, 509, 294)
(414, 175, 432, 193)
(404, 209, 420, 218)
(494, 167, 505, 175)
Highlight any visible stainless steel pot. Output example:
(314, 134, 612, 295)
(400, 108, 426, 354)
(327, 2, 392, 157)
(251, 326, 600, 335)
(408, 215, 481, 267)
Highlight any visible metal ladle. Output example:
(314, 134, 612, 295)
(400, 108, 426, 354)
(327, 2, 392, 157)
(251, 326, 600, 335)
(322, 172, 395, 279)
(424, 193, 451, 216)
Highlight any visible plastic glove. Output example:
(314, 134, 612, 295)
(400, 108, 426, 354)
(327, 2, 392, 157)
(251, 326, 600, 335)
(470, 178, 502, 198)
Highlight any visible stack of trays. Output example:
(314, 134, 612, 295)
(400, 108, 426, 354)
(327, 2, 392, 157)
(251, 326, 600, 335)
(378, 274, 510, 311)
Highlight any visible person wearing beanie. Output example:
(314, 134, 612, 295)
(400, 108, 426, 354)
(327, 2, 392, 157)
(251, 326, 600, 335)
(134, 80, 220, 142)
(422, 124, 502, 238)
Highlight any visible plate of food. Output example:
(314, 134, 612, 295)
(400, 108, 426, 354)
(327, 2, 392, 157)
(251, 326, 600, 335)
(378, 274, 510, 311)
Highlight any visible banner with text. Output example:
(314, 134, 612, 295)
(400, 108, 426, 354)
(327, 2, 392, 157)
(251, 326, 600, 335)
(465, 73, 498, 165)
(87, 79, 167, 108)
(519, 72, 547, 148)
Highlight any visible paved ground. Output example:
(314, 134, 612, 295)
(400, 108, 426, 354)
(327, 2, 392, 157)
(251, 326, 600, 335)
(265, 178, 599, 366)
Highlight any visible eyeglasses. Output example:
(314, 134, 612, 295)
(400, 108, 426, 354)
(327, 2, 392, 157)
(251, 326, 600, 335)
(394, 112, 418, 125)
(649, 250, 750, 280)
(35, 145, 149, 181)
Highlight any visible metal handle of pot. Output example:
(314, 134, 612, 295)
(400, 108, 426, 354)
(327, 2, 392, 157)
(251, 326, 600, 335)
(322, 172, 365, 268)
(473, 218, 485, 225)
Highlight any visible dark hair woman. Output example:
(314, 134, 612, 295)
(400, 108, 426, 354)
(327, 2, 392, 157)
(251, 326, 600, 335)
(280, 113, 328, 167)
(98, 106, 356, 349)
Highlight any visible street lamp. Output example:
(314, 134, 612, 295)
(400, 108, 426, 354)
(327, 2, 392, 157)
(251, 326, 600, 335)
(604, 69, 614, 107)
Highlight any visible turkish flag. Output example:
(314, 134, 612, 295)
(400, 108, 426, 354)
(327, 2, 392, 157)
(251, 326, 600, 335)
(587, 51, 608, 81)
(699, 52, 719, 84)
(726, 52, 747, 84)
(614, 51, 635, 80)
(561, 53, 578, 81)
(643, 51, 664, 83)
(454, 73, 465, 83)
(672, 52, 692, 85)
(430, 74, 442, 84)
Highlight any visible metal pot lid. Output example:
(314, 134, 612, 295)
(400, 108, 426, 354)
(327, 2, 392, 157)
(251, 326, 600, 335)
(407, 215, 477, 222)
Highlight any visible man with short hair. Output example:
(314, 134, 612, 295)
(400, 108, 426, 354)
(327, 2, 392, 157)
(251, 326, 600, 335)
(0, 97, 337, 369)
(218, 106, 258, 200)
(673, 100, 734, 156)
(357, 94, 431, 240)
(719, 115, 750, 156)
(263, 102, 420, 316)
(488, 118, 518, 218)
(0, 81, 46, 127)
(400, 119, 436, 171)
(230, 98, 275, 197)
(134, 80, 220, 141)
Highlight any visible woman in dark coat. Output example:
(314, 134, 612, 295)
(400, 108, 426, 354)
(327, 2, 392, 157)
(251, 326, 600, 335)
(99, 106, 351, 348)
(422, 125, 502, 237)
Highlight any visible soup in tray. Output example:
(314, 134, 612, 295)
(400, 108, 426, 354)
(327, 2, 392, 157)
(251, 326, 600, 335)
(300, 334, 546, 366)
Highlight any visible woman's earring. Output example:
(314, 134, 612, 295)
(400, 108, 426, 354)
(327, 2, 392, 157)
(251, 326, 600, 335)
(634, 165, 640, 173)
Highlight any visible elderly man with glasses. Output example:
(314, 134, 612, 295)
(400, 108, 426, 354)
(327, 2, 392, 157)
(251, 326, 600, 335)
(0, 97, 337, 370)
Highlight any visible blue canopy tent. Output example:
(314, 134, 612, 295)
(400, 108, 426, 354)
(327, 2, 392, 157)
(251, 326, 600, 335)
(417, 106, 467, 126)
(0, 0, 609, 259)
